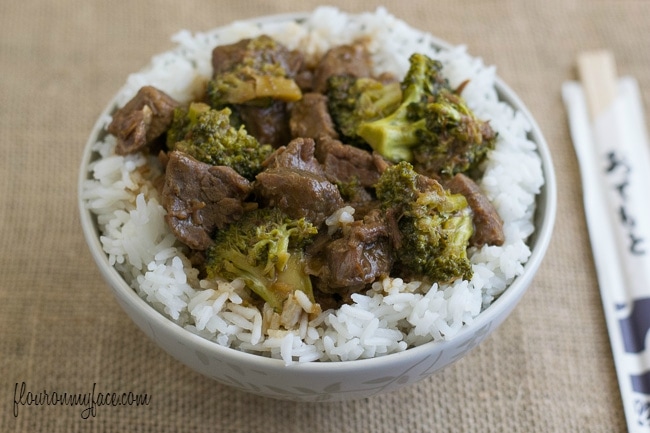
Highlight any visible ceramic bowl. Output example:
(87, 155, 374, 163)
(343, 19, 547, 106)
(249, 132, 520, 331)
(78, 11, 556, 402)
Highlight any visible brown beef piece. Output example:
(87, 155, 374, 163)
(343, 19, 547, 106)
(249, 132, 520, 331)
(262, 137, 326, 176)
(260, 137, 381, 219)
(237, 100, 290, 148)
(211, 39, 250, 75)
(254, 167, 344, 226)
(294, 67, 315, 92)
(162, 151, 253, 250)
(384, 207, 404, 251)
(289, 93, 339, 140)
(107, 86, 180, 155)
(307, 209, 393, 292)
(414, 171, 441, 193)
(315, 136, 385, 188)
(211, 35, 303, 78)
(445, 173, 505, 247)
(311, 43, 372, 93)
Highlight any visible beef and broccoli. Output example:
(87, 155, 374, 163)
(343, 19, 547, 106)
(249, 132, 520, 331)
(106, 35, 504, 313)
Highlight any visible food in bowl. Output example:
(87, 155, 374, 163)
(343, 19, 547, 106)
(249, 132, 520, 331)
(81, 7, 545, 365)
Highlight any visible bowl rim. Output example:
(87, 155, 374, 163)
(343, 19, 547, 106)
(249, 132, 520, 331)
(77, 10, 557, 372)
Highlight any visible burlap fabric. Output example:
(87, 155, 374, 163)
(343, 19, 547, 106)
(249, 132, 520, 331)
(2, 0, 647, 431)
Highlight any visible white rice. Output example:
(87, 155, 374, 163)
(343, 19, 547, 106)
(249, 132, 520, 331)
(81, 7, 544, 364)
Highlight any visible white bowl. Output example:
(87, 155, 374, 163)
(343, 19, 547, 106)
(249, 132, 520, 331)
(78, 12, 556, 402)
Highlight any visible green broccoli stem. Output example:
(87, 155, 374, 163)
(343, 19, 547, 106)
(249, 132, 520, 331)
(221, 252, 313, 312)
(357, 117, 425, 162)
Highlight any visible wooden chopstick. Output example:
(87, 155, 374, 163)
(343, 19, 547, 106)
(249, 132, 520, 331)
(577, 50, 619, 120)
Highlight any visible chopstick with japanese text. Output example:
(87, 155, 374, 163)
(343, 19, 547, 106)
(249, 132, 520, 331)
(564, 50, 650, 431)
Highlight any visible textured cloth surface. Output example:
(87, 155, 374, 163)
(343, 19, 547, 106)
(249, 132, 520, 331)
(1, 0, 648, 431)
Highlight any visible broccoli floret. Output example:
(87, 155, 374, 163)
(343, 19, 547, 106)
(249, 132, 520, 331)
(356, 53, 449, 162)
(326, 75, 402, 147)
(166, 102, 273, 180)
(413, 89, 497, 178)
(206, 35, 302, 107)
(205, 208, 318, 312)
(351, 53, 495, 177)
(375, 161, 474, 283)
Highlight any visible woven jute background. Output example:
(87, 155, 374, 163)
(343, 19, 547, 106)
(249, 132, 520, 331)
(3, 1, 648, 431)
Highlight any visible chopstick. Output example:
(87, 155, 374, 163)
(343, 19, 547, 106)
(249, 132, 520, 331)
(564, 50, 650, 432)
(577, 50, 618, 119)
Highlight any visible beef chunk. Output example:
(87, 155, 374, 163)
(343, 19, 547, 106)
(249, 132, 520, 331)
(107, 86, 180, 155)
(262, 137, 325, 176)
(289, 93, 339, 140)
(384, 207, 404, 251)
(211, 35, 303, 78)
(372, 153, 392, 174)
(210, 36, 303, 148)
(306, 209, 393, 292)
(312, 43, 372, 93)
(254, 167, 344, 226)
(445, 173, 505, 247)
(237, 100, 290, 148)
(211, 39, 250, 75)
(294, 67, 315, 92)
(162, 151, 253, 250)
(315, 136, 385, 188)
(415, 171, 441, 193)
